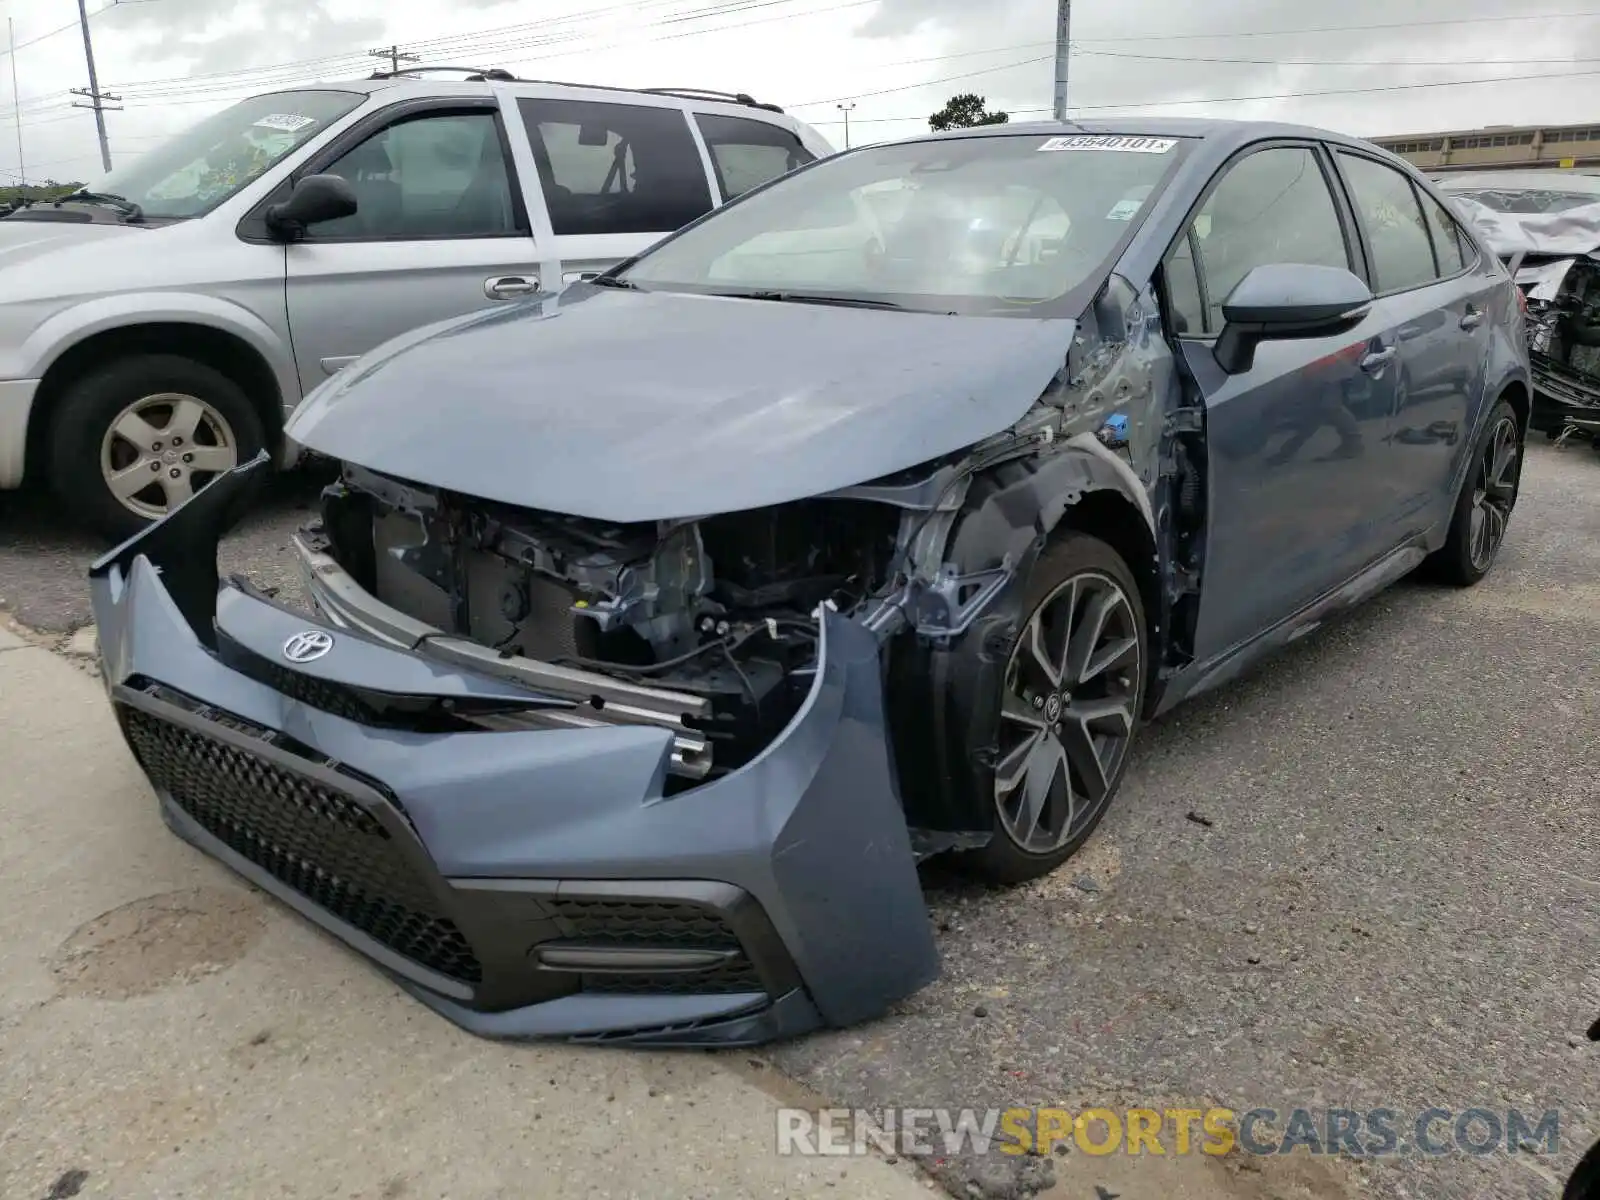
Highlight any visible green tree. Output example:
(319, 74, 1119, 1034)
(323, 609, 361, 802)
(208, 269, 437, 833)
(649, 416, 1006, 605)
(928, 93, 1010, 132)
(0, 179, 87, 209)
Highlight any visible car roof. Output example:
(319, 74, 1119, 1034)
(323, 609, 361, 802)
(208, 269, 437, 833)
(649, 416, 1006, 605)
(903, 116, 1396, 154)
(1434, 169, 1600, 193)
(283, 75, 796, 117)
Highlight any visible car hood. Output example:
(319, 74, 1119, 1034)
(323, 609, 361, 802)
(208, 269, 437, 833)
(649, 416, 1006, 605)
(0, 215, 141, 271)
(287, 285, 1074, 522)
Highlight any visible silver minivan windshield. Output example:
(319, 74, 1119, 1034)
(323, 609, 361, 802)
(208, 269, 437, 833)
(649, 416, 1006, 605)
(618, 132, 1190, 317)
(82, 89, 364, 220)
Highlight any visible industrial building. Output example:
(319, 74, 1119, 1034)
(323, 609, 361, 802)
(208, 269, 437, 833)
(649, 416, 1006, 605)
(1370, 122, 1600, 173)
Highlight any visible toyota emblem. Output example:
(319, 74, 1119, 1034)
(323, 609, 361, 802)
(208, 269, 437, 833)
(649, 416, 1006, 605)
(282, 630, 334, 664)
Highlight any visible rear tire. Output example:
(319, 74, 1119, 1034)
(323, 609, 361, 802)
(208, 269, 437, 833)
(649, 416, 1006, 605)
(1424, 399, 1522, 587)
(961, 532, 1148, 885)
(47, 354, 265, 542)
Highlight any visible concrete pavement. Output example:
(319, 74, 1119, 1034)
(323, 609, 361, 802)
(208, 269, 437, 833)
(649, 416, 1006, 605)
(0, 631, 934, 1200)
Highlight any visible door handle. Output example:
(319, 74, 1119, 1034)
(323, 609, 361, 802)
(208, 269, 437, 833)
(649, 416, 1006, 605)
(1460, 307, 1484, 331)
(1359, 347, 1398, 373)
(485, 275, 539, 300)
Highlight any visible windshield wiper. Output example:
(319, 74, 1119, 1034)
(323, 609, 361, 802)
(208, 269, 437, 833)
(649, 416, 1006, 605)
(587, 275, 638, 289)
(721, 290, 905, 310)
(56, 190, 144, 222)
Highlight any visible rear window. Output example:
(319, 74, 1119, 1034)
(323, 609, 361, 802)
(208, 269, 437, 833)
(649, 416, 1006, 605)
(695, 113, 815, 200)
(517, 97, 713, 236)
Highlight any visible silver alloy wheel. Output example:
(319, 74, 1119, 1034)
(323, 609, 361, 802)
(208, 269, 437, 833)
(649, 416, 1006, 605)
(99, 392, 239, 521)
(1469, 415, 1520, 572)
(995, 570, 1141, 854)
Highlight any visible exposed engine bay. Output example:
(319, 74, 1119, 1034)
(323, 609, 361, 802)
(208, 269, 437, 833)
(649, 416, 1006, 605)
(1524, 258, 1600, 395)
(310, 463, 910, 783)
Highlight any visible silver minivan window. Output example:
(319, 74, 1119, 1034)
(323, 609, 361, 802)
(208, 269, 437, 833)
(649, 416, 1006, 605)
(85, 89, 365, 220)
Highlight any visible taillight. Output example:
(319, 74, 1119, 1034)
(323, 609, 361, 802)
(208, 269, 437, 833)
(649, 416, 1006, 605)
(1516, 287, 1528, 315)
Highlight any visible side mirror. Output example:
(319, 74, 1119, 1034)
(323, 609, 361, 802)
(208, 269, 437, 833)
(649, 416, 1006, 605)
(1213, 263, 1374, 375)
(265, 174, 358, 239)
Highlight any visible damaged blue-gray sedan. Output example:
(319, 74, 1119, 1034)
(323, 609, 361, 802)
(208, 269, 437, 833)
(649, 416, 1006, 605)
(91, 119, 1531, 1046)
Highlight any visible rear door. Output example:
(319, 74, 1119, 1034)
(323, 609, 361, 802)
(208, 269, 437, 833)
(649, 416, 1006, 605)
(1160, 142, 1403, 662)
(1331, 148, 1495, 534)
(511, 92, 717, 286)
(281, 98, 544, 395)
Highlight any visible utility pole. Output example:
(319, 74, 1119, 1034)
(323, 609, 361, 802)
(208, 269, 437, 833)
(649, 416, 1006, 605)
(69, 0, 117, 173)
(1052, 0, 1071, 121)
(8, 19, 24, 191)
(837, 101, 855, 149)
(368, 45, 420, 75)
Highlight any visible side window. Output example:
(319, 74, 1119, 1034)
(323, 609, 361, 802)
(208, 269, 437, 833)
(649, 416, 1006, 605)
(1418, 189, 1470, 276)
(517, 97, 714, 236)
(1336, 152, 1439, 293)
(1164, 229, 1204, 336)
(694, 113, 815, 201)
(1167, 146, 1350, 335)
(311, 111, 520, 241)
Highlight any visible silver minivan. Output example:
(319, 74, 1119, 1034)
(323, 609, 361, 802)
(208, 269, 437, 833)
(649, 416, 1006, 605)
(0, 70, 833, 537)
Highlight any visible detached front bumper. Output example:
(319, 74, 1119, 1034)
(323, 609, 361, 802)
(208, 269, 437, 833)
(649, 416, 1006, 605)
(89, 456, 939, 1046)
(1530, 353, 1600, 430)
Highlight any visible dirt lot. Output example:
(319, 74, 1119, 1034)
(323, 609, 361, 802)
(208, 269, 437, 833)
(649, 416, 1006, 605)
(1, 441, 1596, 1199)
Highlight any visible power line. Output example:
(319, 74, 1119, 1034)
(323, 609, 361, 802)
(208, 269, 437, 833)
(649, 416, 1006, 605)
(111, 0, 880, 107)
(791, 54, 1052, 108)
(1076, 47, 1600, 69)
(807, 61, 1600, 128)
(106, 0, 807, 94)
(1070, 8, 1600, 43)
(0, 17, 81, 60)
(1069, 64, 1600, 110)
(0, 1, 122, 60)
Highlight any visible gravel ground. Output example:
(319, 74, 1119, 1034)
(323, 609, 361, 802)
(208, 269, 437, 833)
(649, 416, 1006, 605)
(1, 442, 1595, 1200)
(0, 464, 329, 635)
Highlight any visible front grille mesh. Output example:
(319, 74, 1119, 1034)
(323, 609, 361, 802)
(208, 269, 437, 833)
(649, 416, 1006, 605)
(247, 661, 375, 723)
(582, 961, 764, 995)
(118, 703, 482, 984)
(546, 898, 764, 995)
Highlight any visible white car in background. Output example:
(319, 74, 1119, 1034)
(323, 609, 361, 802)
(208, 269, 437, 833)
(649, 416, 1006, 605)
(0, 68, 832, 538)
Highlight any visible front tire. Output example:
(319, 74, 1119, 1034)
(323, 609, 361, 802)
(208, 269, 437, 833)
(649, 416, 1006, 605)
(47, 354, 266, 541)
(962, 532, 1149, 885)
(1425, 399, 1522, 587)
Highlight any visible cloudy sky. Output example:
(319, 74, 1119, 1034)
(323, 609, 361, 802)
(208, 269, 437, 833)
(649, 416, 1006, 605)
(1, 0, 1597, 186)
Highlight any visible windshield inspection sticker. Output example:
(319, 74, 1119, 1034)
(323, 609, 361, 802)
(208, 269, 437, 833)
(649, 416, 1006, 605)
(254, 113, 318, 133)
(1038, 135, 1177, 154)
(1105, 198, 1145, 221)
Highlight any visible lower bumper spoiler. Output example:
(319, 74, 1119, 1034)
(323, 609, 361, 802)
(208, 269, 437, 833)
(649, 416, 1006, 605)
(1531, 356, 1600, 414)
(89, 454, 940, 1046)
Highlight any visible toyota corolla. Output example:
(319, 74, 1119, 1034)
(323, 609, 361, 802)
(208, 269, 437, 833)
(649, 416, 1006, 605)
(91, 119, 1530, 1046)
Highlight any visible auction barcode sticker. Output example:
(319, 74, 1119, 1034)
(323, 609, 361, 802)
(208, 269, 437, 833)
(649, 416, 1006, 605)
(254, 113, 319, 133)
(1038, 135, 1178, 154)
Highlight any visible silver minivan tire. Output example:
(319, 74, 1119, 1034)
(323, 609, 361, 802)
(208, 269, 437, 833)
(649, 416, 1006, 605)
(47, 353, 266, 541)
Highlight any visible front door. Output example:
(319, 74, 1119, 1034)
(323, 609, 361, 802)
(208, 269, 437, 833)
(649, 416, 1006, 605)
(285, 104, 546, 396)
(1161, 143, 1402, 662)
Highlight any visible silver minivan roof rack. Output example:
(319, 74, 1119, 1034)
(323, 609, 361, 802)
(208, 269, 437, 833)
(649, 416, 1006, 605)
(366, 67, 785, 112)
(369, 65, 517, 81)
(636, 87, 785, 113)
